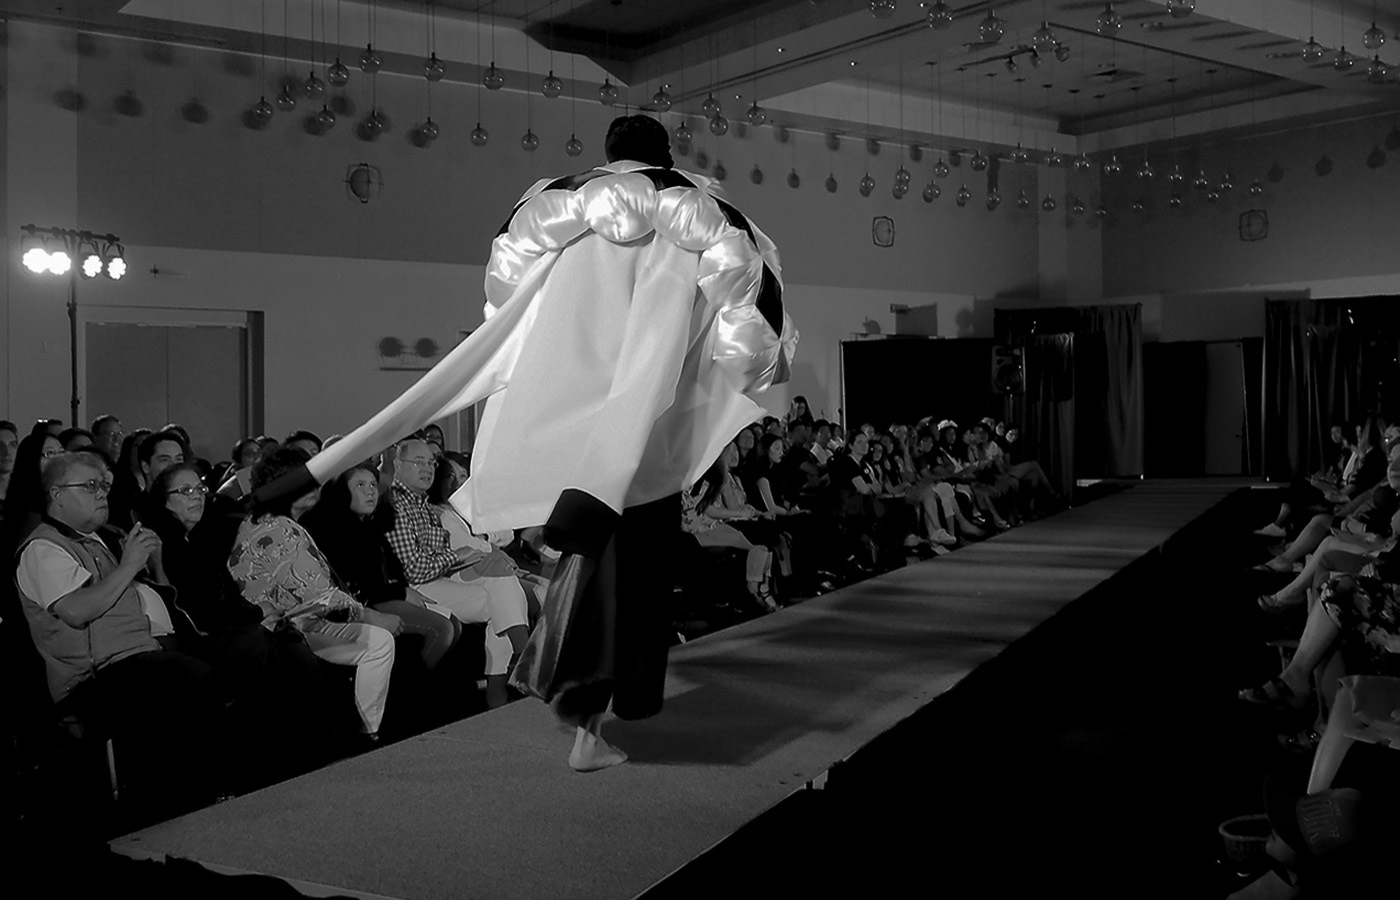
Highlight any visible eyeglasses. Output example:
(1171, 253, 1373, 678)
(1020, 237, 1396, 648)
(41, 447, 63, 459)
(401, 458, 436, 469)
(55, 479, 112, 496)
(167, 483, 210, 498)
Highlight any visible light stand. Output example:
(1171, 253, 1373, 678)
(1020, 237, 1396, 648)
(19, 224, 126, 427)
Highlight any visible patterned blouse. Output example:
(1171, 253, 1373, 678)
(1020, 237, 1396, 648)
(228, 514, 361, 626)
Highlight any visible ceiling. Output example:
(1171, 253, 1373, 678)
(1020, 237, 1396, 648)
(4, 0, 1399, 157)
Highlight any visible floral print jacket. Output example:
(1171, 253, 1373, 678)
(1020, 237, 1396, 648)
(228, 514, 362, 627)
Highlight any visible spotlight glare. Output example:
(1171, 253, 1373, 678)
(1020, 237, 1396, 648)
(22, 247, 50, 273)
(47, 250, 72, 276)
(106, 256, 127, 280)
(82, 254, 103, 278)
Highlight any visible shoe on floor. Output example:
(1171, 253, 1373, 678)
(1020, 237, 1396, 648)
(1254, 523, 1287, 538)
(929, 528, 958, 546)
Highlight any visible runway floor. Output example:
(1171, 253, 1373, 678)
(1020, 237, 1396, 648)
(110, 480, 1240, 900)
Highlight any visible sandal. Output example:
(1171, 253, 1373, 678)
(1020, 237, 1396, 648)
(1277, 728, 1321, 753)
(1238, 676, 1310, 707)
(1257, 593, 1300, 615)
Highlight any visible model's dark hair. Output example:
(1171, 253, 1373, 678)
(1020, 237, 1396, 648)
(249, 446, 313, 518)
(604, 115, 673, 169)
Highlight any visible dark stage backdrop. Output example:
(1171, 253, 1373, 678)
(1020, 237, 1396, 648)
(840, 337, 996, 433)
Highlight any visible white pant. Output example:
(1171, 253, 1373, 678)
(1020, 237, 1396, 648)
(303, 620, 395, 735)
(415, 575, 529, 675)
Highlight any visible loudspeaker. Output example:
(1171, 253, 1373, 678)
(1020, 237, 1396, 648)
(991, 344, 1025, 394)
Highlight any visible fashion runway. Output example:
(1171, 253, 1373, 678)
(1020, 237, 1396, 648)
(110, 480, 1241, 900)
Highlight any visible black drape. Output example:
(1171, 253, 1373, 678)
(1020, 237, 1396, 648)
(1263, 297, 1400, 480)
(995, 304, 1144, 479)
(1024, 334, 1076, 498)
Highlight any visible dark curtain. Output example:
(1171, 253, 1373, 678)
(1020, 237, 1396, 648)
(995, 304, 1144, 479)
(1263, 297, 1400, 480)
(1023, 334, 1076, 498)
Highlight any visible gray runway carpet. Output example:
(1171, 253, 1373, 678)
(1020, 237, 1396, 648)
(111, 480, 1237, 900)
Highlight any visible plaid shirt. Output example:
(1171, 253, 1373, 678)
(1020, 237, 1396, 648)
(386, 478, 458, 585)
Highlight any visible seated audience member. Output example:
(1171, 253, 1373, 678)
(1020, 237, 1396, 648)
(229, 447, 399, 740)
(427, 451, 546, 613)
(1, 431, 64, 549)
(830, 432, 925, 565)
(301, 464, 464, 674)
(16, 451, 223, 804)
(30, 418, 63, 438)
(386, 439, 529, 708)
(145, 462, 341, 771)
(910, 429, 986, 541)
(89, 414, 124, 464)
(284, 430, 323, 458)
(698, 442, 790, 596)
(809, 420, 834, 468)
(1255, 423, 1356, 538)
(682, 481, 776, 611)
(216, 436, 263, 499)
(0, 419, 19, 518)
(108, 428, 186, 529)
(58, 428, 94, 452)
(763, 416, 785, 437)
(934, 422, 1008, 531)
(1257, 416, 1390, 573)
(786, 395, 815, 431)
(421, 424, 446, 454)
(734, 427, 759, 476)
(966, 422, 1020, 523)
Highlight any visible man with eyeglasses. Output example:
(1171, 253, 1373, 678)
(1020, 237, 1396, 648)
(15, 451, 222, 808)
(386, 439, 530, 709)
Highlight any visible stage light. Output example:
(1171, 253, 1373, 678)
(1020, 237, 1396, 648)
(82, 253, 103, 279)
(22, 247, 50, 274)
(47, 249, 72, 276)
(103, 242, 127, 280)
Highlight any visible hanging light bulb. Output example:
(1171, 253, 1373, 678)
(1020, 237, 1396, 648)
(1367, 56, 1389, 83)
(1206, 189, 1220, 203)
(316, 105, 336, 129)
(424, 53, 445, 81)
(304, 70, 325, 100)
(746, 102, 767, 127)
(1193, 168, 1210, 190)
(1041, 194, 1058, 212)
(859, 173, 876, 197)
(1333, 48, 1356, 72)
(327, 57, 350, 87)
(652, 85, 673, 112)
(360, 44, 381, 73)
(709, 114, 729, 136)
(1168, 193, 1184, 209)
(1248, 179, 1263, 196)
(827, 173, 840, 193)
(978, 10, 1005, 44)
(1166, 0, 1195, 18)
(1046, 149, 1065, 168)
(1072, 197, 1086, 215)
(1094, 204, 1108, 219)
(1130, 198, 1145, 213)
(751, 165, 765, 185)
(1363, 21, 1386, 51)
(869, 0, 897, 20)
(562, 134, 582, 156)
(955, 183, 971, 206)
(361, 110, 382, 137)
(702, 93, 722, 117)
(986, 188, 1001, 210)
(1017, 189, 1031, 209)
(892, 180, 909, 199)
(924, 1, 953, 30)
(484, 63, 505, 90)
(674, 121, 693, 145)
(788, 169, 801, 189)
(970, 150, 988, 172)
(934, 157, 950, 179)
(1032, 22, 1057, 52)
(1095, 3, 1121, 36)
(521, 129, 539, 152)
(1169, 164, 1185, 187)
(895, 165, 912, 185)
(1055, 44, 1072, 63)
(1012, 143, 1030, 164)
(1302, 37, 1325, 61)
(1073, 154, 1093, 172)
(471, 123, 489, 146)
(1137, 159, 1154, 180)
(1219, 171, 1235, 192)
(542, 71, 564, 98)
(922, 181, 939, 201)
(598, 78, 619, 105)
(276, 88, 297, 113)
(1103, 153, 1122, 175)
(421, 118, 440, 142)
(253, 96, 274, 123)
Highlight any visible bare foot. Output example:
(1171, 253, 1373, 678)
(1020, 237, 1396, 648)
(569, 724, 628, 772)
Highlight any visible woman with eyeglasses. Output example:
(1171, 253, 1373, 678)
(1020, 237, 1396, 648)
(145, 462, 343, 773)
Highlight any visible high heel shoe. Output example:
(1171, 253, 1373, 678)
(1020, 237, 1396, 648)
(755, 584, 779, 612)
